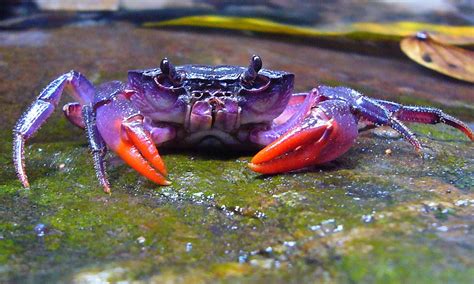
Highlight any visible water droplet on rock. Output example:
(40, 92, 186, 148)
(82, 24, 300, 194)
(34, 223, 47, 237)
(238, 253, 248, 263)
(186, 242, 192, 252)
(361, 214, 375, 223)
(437, 226, 448, 232)
(136, 236, 146, 244)
(454, 200, 469, 207)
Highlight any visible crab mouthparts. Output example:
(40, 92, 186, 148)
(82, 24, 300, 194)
(185, 92, 241, 132)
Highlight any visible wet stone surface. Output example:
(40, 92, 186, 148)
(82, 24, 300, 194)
(0, 23, 473, 283)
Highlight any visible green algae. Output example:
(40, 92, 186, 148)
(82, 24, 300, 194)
(1, 121, 473, 282)
(336, 235, 474, 284)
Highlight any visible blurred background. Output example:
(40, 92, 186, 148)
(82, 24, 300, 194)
(1, 0, 474, 28)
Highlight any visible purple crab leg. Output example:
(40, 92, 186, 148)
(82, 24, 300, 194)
(82, 105, 110, 193)
(316, 86, 424, 151)
(13, 71, 94, 188)
(374, 99, 474, 141)
(63, 102, 85, 129)
(351, 96, 423, 150)
(317, 86, 473, 151)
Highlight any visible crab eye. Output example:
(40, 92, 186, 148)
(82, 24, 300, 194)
(241, 55, 261, 84)
(155, 58, 185, 89)
(241, 55, 269, 91)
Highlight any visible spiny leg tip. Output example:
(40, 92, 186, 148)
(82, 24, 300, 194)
(415, 146, 424, 158)
(19, 177, 30, 189)
(103, 186, 111, 194)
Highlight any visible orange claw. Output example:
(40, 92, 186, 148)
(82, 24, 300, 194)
(112, 115, 170, 186)
(123, 117, 168, 176)
(249, 120, 335, 174)
(115, 140, 171, 186)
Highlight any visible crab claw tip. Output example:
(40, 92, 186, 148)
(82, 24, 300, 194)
(250, 122, 331, 165)
(248, 119, 336, 175)
(247, 162, 266, 174)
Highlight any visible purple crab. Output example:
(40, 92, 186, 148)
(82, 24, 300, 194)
(13, 55, 474, 192)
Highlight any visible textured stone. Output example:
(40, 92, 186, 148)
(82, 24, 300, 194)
(0, 21, 472, 283)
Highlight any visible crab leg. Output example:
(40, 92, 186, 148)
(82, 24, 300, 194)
(374, 99, 474, 141)
(13, 71, 94, 188)
(63, 102, 85, 129)
(95, 92, 170, 186)
(346, 95, 473, 151)
(82, 105, 111, 193)
(351, 96, 423, 151)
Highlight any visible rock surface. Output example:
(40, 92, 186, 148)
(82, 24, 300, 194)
(0, 23, 473, 283)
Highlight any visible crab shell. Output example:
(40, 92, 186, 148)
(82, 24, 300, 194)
(126, 64, 294, 144)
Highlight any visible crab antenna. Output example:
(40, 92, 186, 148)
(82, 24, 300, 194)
(242, 55, 262, 84)
(160, 58, 182, 83)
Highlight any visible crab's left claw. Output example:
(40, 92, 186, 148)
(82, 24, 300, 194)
(248, 118, 337, 174)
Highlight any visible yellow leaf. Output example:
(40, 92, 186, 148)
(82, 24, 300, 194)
(144, 15, 341, 37)
(144, 16, 474, 45)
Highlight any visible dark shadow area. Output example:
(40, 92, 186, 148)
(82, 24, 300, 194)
(159, 146, 258, 160)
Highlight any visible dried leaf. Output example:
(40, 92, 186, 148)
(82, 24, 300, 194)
(400, 32, 474, 83)
(427, 33, 474, 46)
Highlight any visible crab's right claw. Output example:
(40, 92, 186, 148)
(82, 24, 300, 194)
(249, 119, 336, 174)
(96, 97, 170, 186)
(122, 116, 169, 179)
(116, 122, 170, 186)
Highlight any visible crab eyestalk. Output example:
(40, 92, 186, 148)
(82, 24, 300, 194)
(241, 55, 262, 86)
(160, 58, 184, 85)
